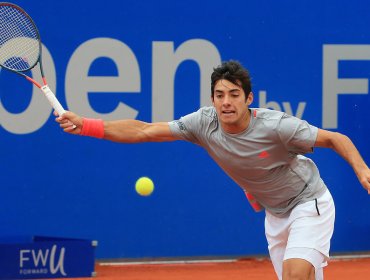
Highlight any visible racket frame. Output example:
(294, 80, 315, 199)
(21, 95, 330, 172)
(0, 2, 67, 116)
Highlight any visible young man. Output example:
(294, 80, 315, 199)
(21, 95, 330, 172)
(56, 61, 370, 280)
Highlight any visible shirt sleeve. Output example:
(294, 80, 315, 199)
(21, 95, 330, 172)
(277, 113, 318, 154)
(168, 110, 202, 145)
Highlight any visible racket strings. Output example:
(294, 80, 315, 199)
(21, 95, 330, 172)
(0, 7, 38, 47)
(0, 5, 40, 71)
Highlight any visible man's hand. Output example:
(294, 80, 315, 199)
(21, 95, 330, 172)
(357, 168, 370, 194)
(55, 111, 83, 135)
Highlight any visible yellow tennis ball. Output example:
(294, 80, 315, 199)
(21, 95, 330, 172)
(135, 177, 154, 196)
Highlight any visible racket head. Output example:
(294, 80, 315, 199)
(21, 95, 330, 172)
(0, 2, 41, 72)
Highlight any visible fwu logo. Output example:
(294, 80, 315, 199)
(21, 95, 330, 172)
(19, 245, 67, 276)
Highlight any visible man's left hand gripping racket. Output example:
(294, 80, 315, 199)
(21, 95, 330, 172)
(0, 2, 71, 120)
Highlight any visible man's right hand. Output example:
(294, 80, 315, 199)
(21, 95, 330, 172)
(55, 111, 83, 135)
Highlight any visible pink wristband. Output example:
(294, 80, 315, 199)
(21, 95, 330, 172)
(80, 118, 104, 138)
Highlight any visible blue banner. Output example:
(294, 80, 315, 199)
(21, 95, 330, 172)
(0, 236, 96, 279)
(0, 0, 369, 259)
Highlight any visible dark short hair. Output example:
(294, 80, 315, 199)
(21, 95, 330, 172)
(211, 60, 252, 99)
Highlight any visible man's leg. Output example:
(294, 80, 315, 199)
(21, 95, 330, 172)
(282, 190, 335, 280)
(265, 210, 289, 280)
(265, 190, 334, 279)
(283, 258, 316, 280)
(283, 242, 327, 279)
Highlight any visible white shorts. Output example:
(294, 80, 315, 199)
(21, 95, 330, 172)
(265, 189, 335, 280)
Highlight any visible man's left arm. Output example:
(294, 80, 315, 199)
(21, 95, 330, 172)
(315, 129, 370, 193)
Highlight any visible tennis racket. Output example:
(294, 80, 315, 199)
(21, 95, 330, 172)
(0, 2, 68, 118)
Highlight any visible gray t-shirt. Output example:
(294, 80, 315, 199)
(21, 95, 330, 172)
(168, 106, 327, 217)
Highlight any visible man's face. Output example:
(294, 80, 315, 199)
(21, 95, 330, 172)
(212, 79, 253, 133)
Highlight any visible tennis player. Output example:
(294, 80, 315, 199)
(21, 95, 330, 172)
(56, 60, 370, 280)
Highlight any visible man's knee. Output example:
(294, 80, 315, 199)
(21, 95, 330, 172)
(283, 258, 315, 280)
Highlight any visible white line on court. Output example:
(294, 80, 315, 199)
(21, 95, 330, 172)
(99, 254, 370, 266)
(99, 259, 238, 266)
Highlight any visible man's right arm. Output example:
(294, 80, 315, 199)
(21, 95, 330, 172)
(56, 111, 180, 143)
(104, 119, 179, 143)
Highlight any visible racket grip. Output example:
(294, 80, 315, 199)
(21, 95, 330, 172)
(41, 85, 77, 129)
(41, 85, 66, 116)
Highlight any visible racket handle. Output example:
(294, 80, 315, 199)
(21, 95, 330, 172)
(41, 85, 66, 116)
(41, 85, 77, 129)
